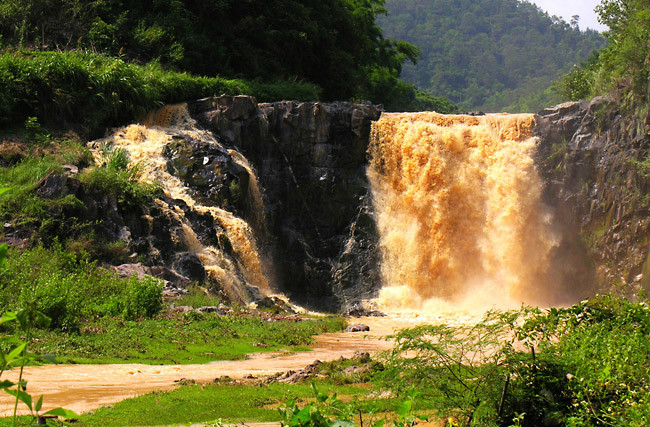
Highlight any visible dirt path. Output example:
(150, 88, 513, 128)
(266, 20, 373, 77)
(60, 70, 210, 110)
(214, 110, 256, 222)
(0, 316, 415, 416)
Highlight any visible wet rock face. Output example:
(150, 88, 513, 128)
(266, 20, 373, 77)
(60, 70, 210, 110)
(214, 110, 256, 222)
(535, 97, 650, 294)
(163, 134, 248, 210)
(190, 96, 383, 309)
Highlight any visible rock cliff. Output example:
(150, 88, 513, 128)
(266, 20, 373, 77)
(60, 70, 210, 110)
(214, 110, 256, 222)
(535, 97, 650, 295)
(188, 96, 383, 309)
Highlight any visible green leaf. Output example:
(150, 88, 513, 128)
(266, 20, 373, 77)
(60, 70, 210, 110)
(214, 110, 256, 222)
(0, 312, 17, 325)
(16, 309, 29, 329)
(293, 407, 312, 425)
(35, 395, 43, 412)
(5, 388, 32, 411)
(0, 336, 23, 345)
(0, 244, 7, 265)
(395, 400, 412, 417)
(5, 343, 26, 365)
(372, 420, 385, 427)
(36, 312, 52, 329)
(332, 421, 355, 427)
(43, 407, 78, 419)
(0, 380, 14, 389)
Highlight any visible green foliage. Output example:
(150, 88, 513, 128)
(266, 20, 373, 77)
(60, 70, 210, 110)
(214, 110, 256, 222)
(279, 385, 428, 427)
(0, 245, 163, 331)
(24, 313, 345, 365)
(51, 382, 366, 427)
(122, 276, 163, 320)
(0, 142, 86, 241)
(0, 305, 77, 426)
(176, 285, 222, 308)
(378, 0, 606, 112)
(377, 311, 522, 426)
(0, 136, 149, 251)
(377, 295, 650, 426)
(0, 0, 419, 107)
(557, 0, 650, 109)
(0, 50, 320, 134)
(79, 144, 159, 208)
(595, 0, 650, 101)
(630, 149, 650, 183)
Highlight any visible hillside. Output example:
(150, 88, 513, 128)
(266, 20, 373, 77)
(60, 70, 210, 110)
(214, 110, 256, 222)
(378, 0, 606, 112)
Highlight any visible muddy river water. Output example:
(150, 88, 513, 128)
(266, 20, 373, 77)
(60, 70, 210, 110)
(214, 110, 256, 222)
(0, 313, 479, 417)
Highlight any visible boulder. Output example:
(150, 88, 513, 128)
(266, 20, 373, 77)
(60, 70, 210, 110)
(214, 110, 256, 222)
(345, 323, 370, 332)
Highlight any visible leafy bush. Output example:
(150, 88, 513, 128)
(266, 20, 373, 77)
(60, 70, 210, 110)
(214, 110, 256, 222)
(557, 0, 650, 111)
(378, 296, 650, 426)
(122, 276, 163, 320)
(79, 144, 160, 207)
(0, 245, 164, 331)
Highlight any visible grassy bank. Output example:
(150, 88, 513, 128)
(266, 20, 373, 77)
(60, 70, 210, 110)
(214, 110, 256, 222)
(3, 295, 648, 426)
(27, 314, 345, 365)
(0, 50, 320, 135)
(0, 243, 344, 365)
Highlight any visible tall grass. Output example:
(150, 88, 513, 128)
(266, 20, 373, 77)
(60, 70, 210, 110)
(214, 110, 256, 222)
(0, 245, 163, 331)
(0, 50, 321, 134)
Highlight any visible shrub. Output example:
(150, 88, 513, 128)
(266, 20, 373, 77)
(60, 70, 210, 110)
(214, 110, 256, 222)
(0, 245, 164, 330)
(378, 296, 650, 427)
(79, 144, 160, 207)
(122, 275, 163, 320)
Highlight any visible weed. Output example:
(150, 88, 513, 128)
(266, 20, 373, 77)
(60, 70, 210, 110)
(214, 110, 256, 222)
(0, 245, 77, 426)
(175, 285, 222, 308)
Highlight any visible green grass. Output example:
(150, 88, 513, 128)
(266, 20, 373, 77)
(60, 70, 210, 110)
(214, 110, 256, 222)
(25, 314, 345, 365)
(174, 285, 222, 308)
(0, 245, 165, 332)
(58, 382, 369, 427)
(0, 50, 320, 135)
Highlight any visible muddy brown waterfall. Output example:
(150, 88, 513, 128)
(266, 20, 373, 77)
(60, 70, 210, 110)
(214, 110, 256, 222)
(368, 112, 590, 311)
(92, 104, 274, 303)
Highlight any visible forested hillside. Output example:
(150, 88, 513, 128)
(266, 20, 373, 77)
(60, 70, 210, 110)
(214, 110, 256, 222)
(378, 0, 606, 112)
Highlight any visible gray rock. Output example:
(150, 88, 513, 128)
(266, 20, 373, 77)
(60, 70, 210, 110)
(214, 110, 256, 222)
(535, 95, 649, 296)
(345, 323, 370, 332)
(196, 306, 226, 315)
(189, 96, 384, 309)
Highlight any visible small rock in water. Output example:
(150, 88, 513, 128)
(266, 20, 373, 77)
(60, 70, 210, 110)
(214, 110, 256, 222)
(346, 323, 370, 332)
(352, 351, 371, 362)
(343, 303, 385, 318)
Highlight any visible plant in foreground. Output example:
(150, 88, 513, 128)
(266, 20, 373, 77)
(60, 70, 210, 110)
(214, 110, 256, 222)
(279, 383, 427, 427)
(0, 244, 77, 426)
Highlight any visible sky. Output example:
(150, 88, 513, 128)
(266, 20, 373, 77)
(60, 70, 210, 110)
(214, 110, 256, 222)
(530, 0, 608, 31)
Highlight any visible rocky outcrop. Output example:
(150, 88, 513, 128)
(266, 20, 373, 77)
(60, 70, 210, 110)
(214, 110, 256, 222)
(188, 96, 383, 309)
(535, 97, 650, 295)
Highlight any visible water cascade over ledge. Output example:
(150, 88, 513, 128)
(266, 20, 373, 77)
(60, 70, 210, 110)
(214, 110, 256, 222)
(90, 104, 274, 303)
(368, 112, 564, 311)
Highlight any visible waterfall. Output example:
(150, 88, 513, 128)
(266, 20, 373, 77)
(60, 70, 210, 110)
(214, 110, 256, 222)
(90, 104, 273, 303)
(368, 112, 562, 311)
